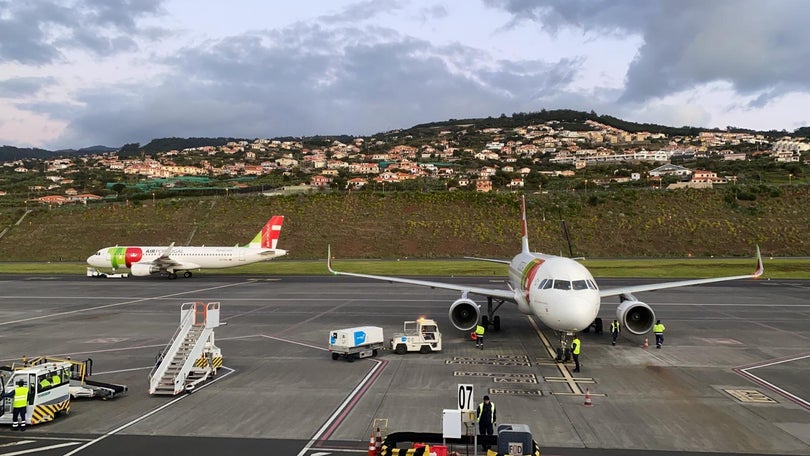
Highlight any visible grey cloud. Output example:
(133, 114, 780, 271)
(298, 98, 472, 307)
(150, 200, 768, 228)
(485, 0, 810, 105)
(0, 0, 165, 64)
(318, 0, 403, 23)
(51, 23, 577, 148)
(0, 77, 56, 97)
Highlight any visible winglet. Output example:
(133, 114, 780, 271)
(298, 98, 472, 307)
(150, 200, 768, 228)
(159, 242, 175, 259)
(753, 244, 764, 278)
(327, 244, 337, 274)
(520, 195, 530, 254)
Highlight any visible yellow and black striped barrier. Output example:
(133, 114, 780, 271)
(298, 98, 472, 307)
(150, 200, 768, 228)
(193, 356, 223, 368)
(31, 399, 70, 424)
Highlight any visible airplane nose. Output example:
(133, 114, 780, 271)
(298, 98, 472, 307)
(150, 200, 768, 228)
(552, 294, 600, 331)
(87, 254, 102, 267)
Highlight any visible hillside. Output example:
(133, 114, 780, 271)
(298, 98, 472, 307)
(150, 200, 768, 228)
(1, 187, 808, 262)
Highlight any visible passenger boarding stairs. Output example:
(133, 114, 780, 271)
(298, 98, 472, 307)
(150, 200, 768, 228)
(149, 302, 222, 395)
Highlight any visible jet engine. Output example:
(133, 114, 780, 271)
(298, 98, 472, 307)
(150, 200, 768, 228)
(449, 298, 480, 331)
(616, 295, 655, 335)
(130, 263, 160, 277)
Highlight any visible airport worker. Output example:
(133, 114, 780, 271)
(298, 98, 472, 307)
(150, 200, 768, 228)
(51, 371, 61, 386)
(0, 380, 30, 431)
(475, 323, 486, 350)
(610, 320, 621, 345)
(39, 376, 51, 390)
(477, 395, 496, 450)
(653, 320, 666, 348)
(571, 334, 581, 373)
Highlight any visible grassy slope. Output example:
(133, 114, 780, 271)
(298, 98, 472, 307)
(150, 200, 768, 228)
(0, 188, 808, 266)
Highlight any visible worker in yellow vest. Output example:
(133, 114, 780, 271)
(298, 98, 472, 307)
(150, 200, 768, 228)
(475, 324, 485, 350)
(610, 320, 621, 345)
(571, 334, 581, 373)
(653, 320, 666, 349)
(1, 380, 30, 431)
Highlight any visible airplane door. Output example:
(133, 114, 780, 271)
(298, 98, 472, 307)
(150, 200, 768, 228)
(237, 249, 246, 262)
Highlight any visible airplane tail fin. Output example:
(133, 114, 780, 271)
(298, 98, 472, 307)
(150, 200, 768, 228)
(249, 216, 285, 249)
(520, 195, 530, 254)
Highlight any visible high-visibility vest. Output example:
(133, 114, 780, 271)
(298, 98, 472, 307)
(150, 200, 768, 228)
(477, 402, 496, 422)
(475, 325, 485, 336)
(13, 386, 29, 408)
(572, 338, 581, 355)
(40, 378, 51, 389)
(611, 321, 620, 333)
(52, 374, 61, 385)
(653, 323, 665, 334)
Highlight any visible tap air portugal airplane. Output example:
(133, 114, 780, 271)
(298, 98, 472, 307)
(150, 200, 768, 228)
(328, 197, 763, 354)
(87, 216, 286, 279)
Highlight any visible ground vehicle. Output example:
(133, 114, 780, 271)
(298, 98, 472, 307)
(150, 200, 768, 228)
(0, 361, 71, 425)
(329, 326, 385, 362)
(390, 318, 442, 354)
(87, 267, 129, 278)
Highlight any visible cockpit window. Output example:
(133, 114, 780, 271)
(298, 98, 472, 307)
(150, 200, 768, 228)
(588, 280, 598, 290)
(539, 279, 552, 289)
(572, 280, 589, 290)
(553, 280, 571, 290)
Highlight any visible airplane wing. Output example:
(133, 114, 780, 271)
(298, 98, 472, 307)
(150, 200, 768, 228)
(463, 256, 511, 265)
(598, 246, 764, 298)
(327, 246, 516, 301)
(144, 242, 199, 271)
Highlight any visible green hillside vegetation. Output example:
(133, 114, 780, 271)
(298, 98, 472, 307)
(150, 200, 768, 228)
(1, 187, 808, 264)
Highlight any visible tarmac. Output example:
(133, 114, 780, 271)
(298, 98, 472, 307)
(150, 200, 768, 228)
(0, 273, 808, 456)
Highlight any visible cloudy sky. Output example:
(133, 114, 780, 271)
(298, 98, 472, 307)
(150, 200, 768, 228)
(1, 0, 809, 150)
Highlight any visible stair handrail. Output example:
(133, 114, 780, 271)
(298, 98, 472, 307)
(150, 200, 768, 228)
(170, 326, 213, 394)
(148, 302, 196, 392)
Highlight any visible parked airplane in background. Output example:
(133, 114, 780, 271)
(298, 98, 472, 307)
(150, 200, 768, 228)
(87, 216, 286, 279)
(328, 197, 763, 356)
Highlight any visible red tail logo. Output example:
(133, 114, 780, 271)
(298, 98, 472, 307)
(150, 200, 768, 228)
(261, 216, 285, 249)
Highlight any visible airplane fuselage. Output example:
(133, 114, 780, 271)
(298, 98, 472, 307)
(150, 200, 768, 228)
(87, 245, 286, 271)
(507, 251, 600, 333)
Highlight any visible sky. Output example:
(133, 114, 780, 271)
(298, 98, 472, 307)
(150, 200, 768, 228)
(1, 0, 809, 150)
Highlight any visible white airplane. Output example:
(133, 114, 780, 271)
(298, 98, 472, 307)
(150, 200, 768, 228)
(87, 216, 286, 279)
(327, 197, 763, 355)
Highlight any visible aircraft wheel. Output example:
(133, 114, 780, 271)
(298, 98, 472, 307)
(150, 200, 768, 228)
(184, 271, 192, 278)
(493, 316, 501, 331)
(168, 273, 178, 280)
(594, 317, 603, 334)
(482, 315, 489, 328)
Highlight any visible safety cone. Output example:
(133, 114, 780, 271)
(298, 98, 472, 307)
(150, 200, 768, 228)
(375, 427, 382, 452)
(584, 388, 593, 407)
(368, 432, 377, 456)
(642, 337, 649, 349)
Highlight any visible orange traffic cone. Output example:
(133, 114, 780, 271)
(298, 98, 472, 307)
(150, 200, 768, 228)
(584, 388, 593, 407)
(375, 427, 382, 452)
(642, 337, 649, 349)
(368, 432, 377, 456)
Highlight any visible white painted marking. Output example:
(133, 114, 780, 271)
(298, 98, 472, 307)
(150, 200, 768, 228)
(737, 353, 810, 410)
(0, 441, 35, 448)
(84, 338, 128, 344)
(62, 367, 235, 456)
(296, 359, 385, 456)
(2, 442, 81, 455)
(93, 366, 152, 375)
(0, 281, 251, 327)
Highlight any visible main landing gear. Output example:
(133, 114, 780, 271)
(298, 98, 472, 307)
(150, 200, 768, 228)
(165, 271, 193, 279)
(481, 297, 503, 331)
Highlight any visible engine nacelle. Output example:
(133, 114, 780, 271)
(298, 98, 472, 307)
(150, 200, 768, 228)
(130, 263, 160, 277)
(616, 299, 655, 335)
(449, 298, 480, 331)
